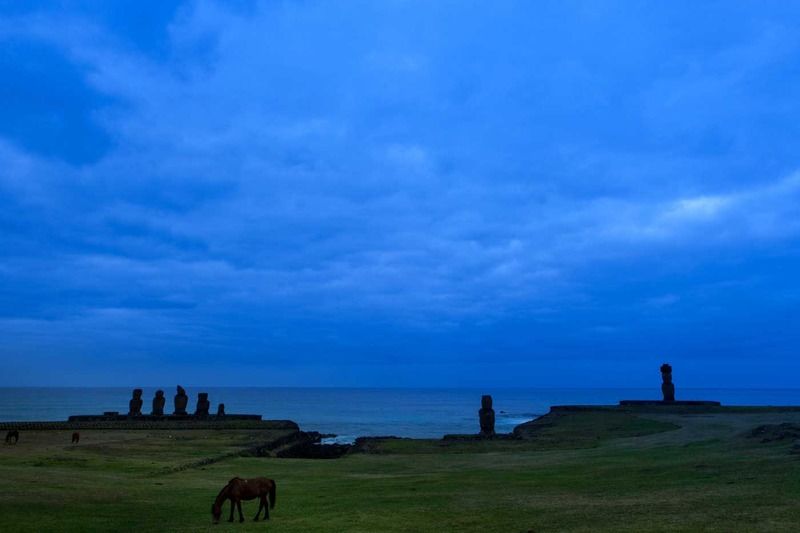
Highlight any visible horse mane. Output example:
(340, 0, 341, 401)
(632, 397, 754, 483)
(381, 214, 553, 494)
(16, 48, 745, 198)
(214, 479, 236, 506)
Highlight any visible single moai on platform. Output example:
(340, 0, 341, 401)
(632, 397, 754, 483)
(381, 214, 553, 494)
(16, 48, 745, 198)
(195, 392, 210, 417)
(174, 385, 189, 415)
(128, 389, 143, 416)
(661, 363, 675, 402)
(216, 403, 226, 416)
(479, 395, 496, 436)
(151, 390, 166, 416)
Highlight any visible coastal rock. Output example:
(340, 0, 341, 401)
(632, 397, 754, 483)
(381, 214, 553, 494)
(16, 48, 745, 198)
(151, 390, 166, 416)
(661, 363, 675, 403)
(479, 395, 496, 436)
(173, 386, 189, 416)
(194, 392, 210, 417)
(128, 389, 143, 417)
(749, 422, 800, 443)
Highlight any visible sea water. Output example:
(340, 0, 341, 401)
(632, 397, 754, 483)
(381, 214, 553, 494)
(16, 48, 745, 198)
(2, 387, 800, 441)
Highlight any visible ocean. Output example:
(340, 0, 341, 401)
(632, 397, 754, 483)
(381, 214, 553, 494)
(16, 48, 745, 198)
(2, 387, 800, 441)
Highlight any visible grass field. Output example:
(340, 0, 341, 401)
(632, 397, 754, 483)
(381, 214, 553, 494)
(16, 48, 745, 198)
(2, 409, 800, 532)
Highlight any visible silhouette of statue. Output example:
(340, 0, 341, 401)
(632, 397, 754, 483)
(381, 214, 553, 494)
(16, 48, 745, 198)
(151, 390, 166, 416)
(195, 392, 210, 417)
(479, 395, 496, 436)
(128, 389, 143, 416)
(174, 385, 189, 415)
(661, 363, 675, 402)
(217, 403, 226, 416)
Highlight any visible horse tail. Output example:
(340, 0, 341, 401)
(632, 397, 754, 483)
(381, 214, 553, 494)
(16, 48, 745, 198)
(269, 480, 277, 509)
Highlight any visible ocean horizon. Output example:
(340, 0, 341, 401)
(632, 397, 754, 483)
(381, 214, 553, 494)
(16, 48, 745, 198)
(4, 387, 800, 440)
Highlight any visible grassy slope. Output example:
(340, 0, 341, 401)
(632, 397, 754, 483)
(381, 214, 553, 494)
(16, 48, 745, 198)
(2, 412, 800, 532)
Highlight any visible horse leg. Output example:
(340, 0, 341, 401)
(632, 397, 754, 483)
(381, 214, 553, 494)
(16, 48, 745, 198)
(237, 500, 244, 523)
(228, 500, 235, 522)
(263, 495, 270, 520)
(253, 498, 263, 521)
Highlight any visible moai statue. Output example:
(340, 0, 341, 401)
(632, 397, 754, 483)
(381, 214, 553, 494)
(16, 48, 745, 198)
(479, 395, 496, 437)
(661, 363, 675, 402)
(194, 392, 210, 417)
(128, 389, 143, 416)
(174, 385, 189, 415)
(216, 403, 226, 417)
(151, 390, 166, 416)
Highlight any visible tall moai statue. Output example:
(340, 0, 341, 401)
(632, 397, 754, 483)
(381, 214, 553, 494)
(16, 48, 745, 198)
(174, 385, 189, 415)
(128, 388, 143, 416)
(661, 363, 675, 402)
(195, 392, 211, 417)
(151, 390, 166, 416)
(479, 395, 496, 436)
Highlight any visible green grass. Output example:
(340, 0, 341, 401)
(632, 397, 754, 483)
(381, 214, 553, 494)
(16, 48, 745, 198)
(2, 411, 800, 532)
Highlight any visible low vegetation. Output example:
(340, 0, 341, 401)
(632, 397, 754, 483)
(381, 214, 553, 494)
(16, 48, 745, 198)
(2, 410, 800, 532)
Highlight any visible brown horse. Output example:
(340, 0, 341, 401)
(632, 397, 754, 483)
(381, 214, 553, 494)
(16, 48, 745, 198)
(71, 432, 80, 444)
(211, 477, 276, 524)
(5, 430, 18, 445)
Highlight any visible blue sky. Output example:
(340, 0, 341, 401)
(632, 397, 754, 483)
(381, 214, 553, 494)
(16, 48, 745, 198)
(1, 1, 799, 387)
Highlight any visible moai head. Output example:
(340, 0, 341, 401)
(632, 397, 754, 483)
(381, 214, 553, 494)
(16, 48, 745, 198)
(481, 395, 493, 410)
(660, 363, 673, 383)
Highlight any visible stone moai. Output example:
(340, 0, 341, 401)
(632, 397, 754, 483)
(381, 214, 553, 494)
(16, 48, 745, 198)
(174, 385, 189, 415)
(151, 390, 166, 416)
(216, 403, 226, 416)
(479, 394, 496, 436)
(128, 388, 143, 416)
(661, 363, 675, 402)
(195, 392, 210, 417)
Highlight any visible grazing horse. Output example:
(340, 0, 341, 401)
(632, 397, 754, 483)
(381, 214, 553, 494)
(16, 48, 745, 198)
(5, 430, 19, 445)
(71, 432, 80, 444)
(211, 477, 276, 524)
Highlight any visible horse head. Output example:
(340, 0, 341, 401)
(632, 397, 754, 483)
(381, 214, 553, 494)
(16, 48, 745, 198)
(211, 503, 222, 524)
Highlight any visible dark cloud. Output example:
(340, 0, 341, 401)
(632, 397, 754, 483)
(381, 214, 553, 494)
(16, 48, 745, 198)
(1, 1, 799, 386)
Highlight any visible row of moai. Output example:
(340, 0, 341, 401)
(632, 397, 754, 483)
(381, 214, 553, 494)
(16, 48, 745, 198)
(128, 386, 225, 417)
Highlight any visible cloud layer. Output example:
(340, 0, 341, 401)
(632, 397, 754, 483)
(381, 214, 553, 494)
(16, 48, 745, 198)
(1, 1, 800, 386)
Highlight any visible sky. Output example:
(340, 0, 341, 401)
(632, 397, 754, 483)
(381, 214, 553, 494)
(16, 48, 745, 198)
(1, 1, 799, 387)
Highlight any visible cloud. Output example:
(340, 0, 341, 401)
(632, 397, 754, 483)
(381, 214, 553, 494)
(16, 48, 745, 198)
(1, 1, 800, 385)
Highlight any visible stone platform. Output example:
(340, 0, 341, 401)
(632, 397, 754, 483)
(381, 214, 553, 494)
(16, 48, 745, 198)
(67, 413, 262, 422)
(0, 419, 297, 431)
(619, 400, 721, 406)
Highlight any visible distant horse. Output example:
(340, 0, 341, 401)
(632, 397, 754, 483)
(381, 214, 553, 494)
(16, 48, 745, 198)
(5, 430, 19, 445)
(71, 432, 80, 444)
(211, 477, 276, 523)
